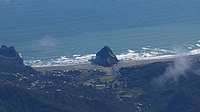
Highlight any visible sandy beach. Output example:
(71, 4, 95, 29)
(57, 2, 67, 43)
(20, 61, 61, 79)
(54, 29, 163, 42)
(34, 57, 173, 73)
(33, 53, 200, 73)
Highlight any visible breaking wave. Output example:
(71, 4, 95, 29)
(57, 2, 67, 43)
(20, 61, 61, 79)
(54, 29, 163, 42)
(25, 40, 200, 67)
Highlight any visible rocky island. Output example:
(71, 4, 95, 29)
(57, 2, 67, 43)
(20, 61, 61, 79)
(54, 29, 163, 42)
(91, 46, 119, 67)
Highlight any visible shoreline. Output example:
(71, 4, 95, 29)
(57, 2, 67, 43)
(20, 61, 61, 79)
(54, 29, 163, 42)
(31, 49, 200, 72)
(34, 53, 200, 72)
(34, 57, 173, 72)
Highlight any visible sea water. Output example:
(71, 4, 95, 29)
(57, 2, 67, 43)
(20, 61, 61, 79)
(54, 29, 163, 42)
(0, 0, 200, 67)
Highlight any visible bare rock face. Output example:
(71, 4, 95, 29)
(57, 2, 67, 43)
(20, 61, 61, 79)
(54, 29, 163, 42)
(0, 45, 24, 66)
(0, 45, 36, 74)
(91, 46, 119, 67)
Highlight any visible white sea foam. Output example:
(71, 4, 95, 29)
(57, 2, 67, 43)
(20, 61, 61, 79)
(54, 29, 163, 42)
(196, 44, 200, 47)
(25, 43, 200, 67)
(188, 46, 193, 50)
(116, 50, 140, 60)
(190, 49, 200, 55)
(25, 54, 96, 67)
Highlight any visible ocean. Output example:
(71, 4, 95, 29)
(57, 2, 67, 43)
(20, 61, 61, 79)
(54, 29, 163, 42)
(0, 0, 200, 67)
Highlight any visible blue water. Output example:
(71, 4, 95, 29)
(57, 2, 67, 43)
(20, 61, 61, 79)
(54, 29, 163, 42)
(0, 0, 200, 66)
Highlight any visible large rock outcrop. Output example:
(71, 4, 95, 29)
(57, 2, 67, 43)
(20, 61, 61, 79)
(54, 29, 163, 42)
(0, 45, 36, 74)
(0, 45, 24, 66)
(91, 46, 119, 67)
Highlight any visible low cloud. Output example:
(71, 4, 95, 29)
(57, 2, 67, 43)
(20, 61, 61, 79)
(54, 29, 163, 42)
(36, 35, 61, 54)
(38, 36, 60, 48)
(157, 48, 192, 85)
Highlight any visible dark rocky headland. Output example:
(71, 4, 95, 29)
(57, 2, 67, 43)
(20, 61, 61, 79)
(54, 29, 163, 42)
(91, 46, 119, 67)
(1, 45, 200, 112)
(0, 45, 37, 74)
